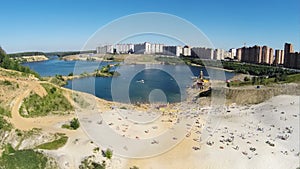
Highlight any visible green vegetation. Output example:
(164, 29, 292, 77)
(36, 134, 68, 150)
(0, 80, 19, 91)
(130, 166, 140, 169)
(49, 74, 67, 86)
(8, 52, 46, 58)
(155, 56, 186, 65)
(0, 144, 48, 169)
(198, 89, 212, 97)
(0, 106, 12, 131)
(0, 80, 12, 86)
(0, 106, 11, 117)
(102, 148, 113, 159)
(0, 116, 12, 131)
(95, 65, 120, 77)
(62, 118, 80, 130)
(0, 47, 40, 78)
(229, 73, 300, 87)
(181, 57, 296, 76)
(79, 156, 106, 169)
(20, 83, 73, 117)
(50, 50, 96, 57)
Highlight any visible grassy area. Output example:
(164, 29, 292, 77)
(0, 144, 48, 169)
(155, 56, 186, 65)
(0, 80, 12, 86)
(49, 74, 68, 86)
(0, 67, 34, 79)
(0, 106, 11, 117)
(20, 83, 73, 117)
(0, 116, 12, 131)
(0, 79, 19, 91)
(0, 106, 12, 131)
(36, 135, 68, 150)
(180, 57, 297, 77)
(229, 73, 300, 87)
(283, 73, 300, 83)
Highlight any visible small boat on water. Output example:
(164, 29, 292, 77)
(136, 79, 145, 83)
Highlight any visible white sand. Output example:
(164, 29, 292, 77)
(44, 95, 299, 169)
(123, 95, 300, 169)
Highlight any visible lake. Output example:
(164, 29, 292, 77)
(23, 57, 235, 103)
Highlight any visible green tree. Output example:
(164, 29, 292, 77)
(70, 118, 80, 130)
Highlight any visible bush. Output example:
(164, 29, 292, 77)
(244, 76, 250, 81)
(130, 166, 139, 169)
(70, 118, 80, 130)
(102, 149, 113, 159)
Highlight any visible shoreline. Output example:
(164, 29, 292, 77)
(1, 67, 299, 169)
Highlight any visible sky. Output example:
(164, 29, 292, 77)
(0, 0, 299, 53)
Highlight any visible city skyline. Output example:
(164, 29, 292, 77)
(0, 0, 299, 53)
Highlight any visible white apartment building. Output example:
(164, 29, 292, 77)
(96, 45, 114, 54)
(115, 44, 134, 54)
(191, 47, 214, 59)
(163, 46, 182, 56)
(134, 42, 163, 54)
(228, 48, 236, 59)
(182, 46, 191, 56)
(214, 49, 225, 60)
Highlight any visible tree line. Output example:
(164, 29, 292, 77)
(0, 47, 40, 78)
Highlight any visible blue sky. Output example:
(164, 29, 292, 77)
(0, 0, 299, 53)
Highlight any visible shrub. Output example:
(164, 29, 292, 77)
(62, 118, 80, 130)
(70, 118, 80, 130)
(130, 166, 139, 169)
(102, 149, 113, 159)
(244, 76, 250, 81)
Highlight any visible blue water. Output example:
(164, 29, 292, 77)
(22, 56, 116, 77)
(23, 58, 235, 103)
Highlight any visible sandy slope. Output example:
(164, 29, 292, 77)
(124, 95, 300, 169)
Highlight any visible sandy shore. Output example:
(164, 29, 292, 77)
(123, 95, 299, 169)
(42, 94, 299, 169)
(17, 55, 49, 62)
